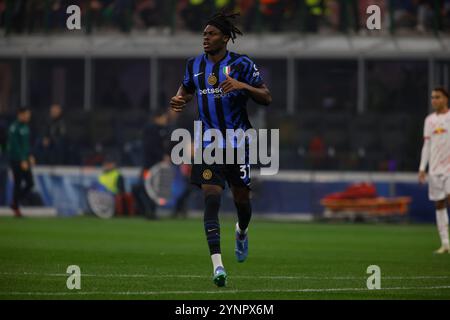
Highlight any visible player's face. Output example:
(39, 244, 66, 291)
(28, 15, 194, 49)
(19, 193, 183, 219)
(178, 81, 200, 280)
(431, 91, 448, 111)
(203, 25, 228, 54)
(19, 110, 31, 123)
(103, 162, 115, 171)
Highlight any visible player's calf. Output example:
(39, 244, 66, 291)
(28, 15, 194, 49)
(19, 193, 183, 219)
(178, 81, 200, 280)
(204, 193, 222, 256)
(434, 199, 449, 253)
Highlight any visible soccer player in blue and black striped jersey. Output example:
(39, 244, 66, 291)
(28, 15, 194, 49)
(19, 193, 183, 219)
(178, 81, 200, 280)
(170, 12, 272, 287)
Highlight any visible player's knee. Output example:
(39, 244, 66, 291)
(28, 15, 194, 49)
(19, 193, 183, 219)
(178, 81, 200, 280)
(204, 193, 221, 214)
(202, 184, 222, 197)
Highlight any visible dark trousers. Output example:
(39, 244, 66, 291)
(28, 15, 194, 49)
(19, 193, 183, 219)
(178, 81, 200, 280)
(131, 182, 156, 219)
(10, 161, 34, 207)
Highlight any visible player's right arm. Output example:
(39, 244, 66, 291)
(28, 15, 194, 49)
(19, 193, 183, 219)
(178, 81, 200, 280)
(418, 117, 431, 184)
(170, 58, 195, 113)
(170, 85, 193, 112)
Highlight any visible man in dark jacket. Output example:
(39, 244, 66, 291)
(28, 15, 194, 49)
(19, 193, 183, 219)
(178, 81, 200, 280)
(132, 108, 170, 219)
(142, 107, 170, 169)
(38, 103, 66, 164)
(7, 107, 35, 217)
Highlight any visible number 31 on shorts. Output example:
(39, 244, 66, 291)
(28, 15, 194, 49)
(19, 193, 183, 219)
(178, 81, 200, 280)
(239, 164, 250, 179)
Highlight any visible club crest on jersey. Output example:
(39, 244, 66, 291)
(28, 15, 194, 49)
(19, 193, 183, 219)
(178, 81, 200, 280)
(202, 169, 213, 180)
(433, 127, 448, 135)
(223, 66, 231, 76)
(207, 74, 217, 86)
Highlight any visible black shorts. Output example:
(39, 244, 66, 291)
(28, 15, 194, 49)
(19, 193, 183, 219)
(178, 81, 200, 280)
(191, 162, 251, 190)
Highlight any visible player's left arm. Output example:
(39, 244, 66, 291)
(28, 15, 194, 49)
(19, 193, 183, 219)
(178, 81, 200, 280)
(418, 118, 431, 184)
(220, 74, 272, 105)
(243, 81, 272, 106)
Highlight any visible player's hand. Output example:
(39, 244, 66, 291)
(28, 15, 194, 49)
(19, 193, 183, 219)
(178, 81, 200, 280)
(21, 160, 29, 171)
(418, 170, 427, 184)
(29, 155, 36, 166)
(170, 95, 187, 112)
(219, 74, 246, 93)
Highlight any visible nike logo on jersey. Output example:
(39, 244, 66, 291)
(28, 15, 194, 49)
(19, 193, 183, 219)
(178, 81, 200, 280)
(194, 72, 204, 77)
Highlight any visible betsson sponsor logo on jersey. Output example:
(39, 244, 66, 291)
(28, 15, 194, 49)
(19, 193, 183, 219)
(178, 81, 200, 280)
(198, 87, 231, 99)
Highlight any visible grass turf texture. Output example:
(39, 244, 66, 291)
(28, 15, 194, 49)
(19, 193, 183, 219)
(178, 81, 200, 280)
(0, 217, 449, 300)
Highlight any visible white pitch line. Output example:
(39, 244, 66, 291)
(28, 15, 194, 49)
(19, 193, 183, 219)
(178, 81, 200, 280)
(0, 272, 446, 280)
(1, 272, 450, 280)
(2, 285, 450, 296)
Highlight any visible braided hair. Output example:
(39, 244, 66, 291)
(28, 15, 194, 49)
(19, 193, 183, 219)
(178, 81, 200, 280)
(206, 12, 243, 43)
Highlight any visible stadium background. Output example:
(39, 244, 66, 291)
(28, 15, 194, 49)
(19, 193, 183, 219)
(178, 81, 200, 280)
(0, 0, 450, 221)
(2, 0, 450, 301)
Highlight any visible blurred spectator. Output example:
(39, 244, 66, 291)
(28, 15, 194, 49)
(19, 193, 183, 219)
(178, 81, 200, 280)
(112, 0, 134, 33)
(304, 0, 325, 32)
(393, 0, 416, 29)
(168, 109, 195, 218)
(417, 0, 435, 32)
(323, 0, 339, 31)
(98, 155, 135, 216)
(48, 0, 69, 31)
(35, 103, 67, 165)
(216, 0, 235, 11)
(181, 0, 236, 32)
(391, 0, 449, 33)
(131, 108, 171, 219)
(85, 0, 109, 31)
(142, 108, 171, 169)
(134, 0, 163, 29)
(444, 0, 450, 30)
(180, 0, 214, 32)
(238, 0, 258, 31)
(337, 0, 359, 33)
(7, 107, 35, 217)
(24, 0, 46, 33)
(2, 0, 447, 35)
(308, 132, 326, 169)
(260, 0, 284, 32)
(419, 0, 450, 32)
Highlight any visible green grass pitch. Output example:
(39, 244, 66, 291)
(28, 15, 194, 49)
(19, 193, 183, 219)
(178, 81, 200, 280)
(0, 216, 450, 300)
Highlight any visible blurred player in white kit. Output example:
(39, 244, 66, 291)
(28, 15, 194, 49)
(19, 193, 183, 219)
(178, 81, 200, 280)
(419, 87, 450, 254)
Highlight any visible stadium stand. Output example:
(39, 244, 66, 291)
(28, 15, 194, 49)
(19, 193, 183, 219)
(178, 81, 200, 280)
(0, 0, 449, 172)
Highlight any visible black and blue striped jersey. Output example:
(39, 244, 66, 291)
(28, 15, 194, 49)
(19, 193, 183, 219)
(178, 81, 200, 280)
(182, 51, 264, 139)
